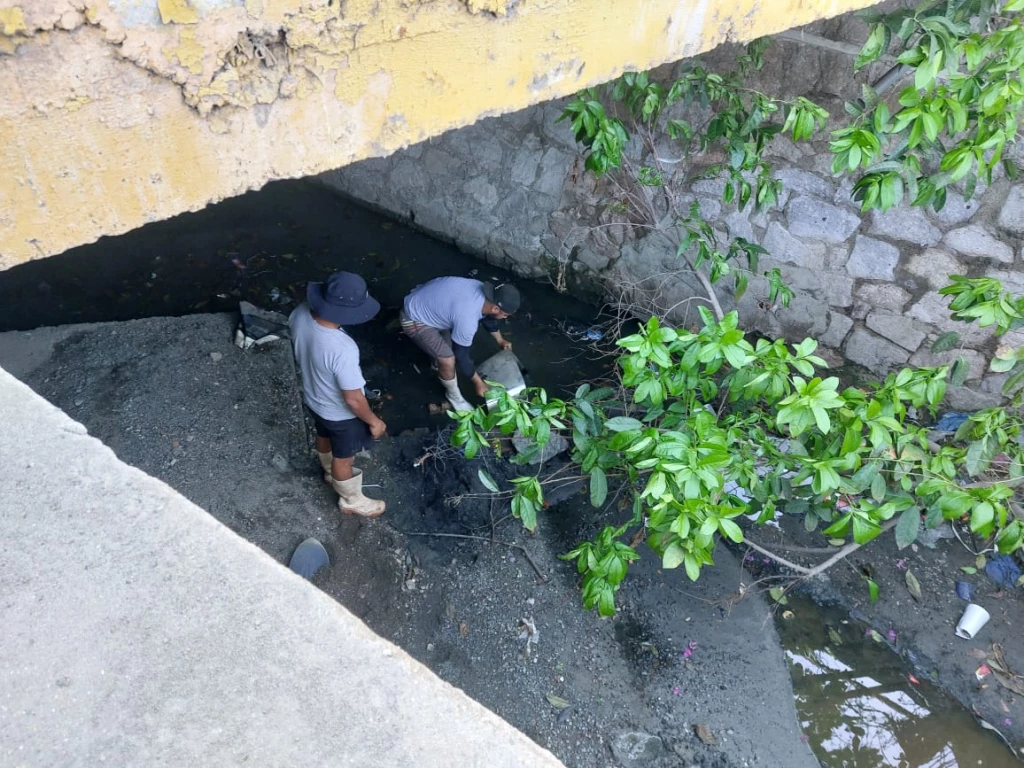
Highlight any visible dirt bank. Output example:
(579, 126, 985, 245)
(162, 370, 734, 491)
(0, 313, 815, 767)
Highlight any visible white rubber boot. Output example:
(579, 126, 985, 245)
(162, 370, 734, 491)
(331, 469, 386, 518)
(439, 375, 473, 412)
(317, 451, 333, 484)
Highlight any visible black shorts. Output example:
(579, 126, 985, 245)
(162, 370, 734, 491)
(308, 409, 373, 459)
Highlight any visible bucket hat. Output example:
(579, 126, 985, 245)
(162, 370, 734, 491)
(483, 282, 521, 314)
(307, 272, 380, 326)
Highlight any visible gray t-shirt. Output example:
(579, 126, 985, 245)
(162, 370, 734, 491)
(403, 277, 487, 347)
(288, 303, 365, 421)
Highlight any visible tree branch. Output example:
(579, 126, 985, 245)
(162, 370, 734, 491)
(742, 517, 900, 579)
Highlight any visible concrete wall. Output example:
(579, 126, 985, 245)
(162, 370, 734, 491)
(319, 32, 1024, 410)
(0, 0, 883, 269)
(0, 365, 563, 767)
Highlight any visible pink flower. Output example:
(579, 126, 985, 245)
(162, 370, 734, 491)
(672, 686, 681, 696)
(682, 641, 698, 659)
(896, 559, 907, 570)
(1005, 718, 1013, 727)
(887, 629, 897, 642)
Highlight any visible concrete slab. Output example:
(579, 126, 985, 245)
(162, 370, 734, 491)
(0, 368, 562, 767)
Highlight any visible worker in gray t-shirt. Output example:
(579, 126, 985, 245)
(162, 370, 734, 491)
(400, 277, 520, 411)
(289, 271, 387, 518)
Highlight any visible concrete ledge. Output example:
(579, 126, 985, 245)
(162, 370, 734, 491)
(0, 368, 562, 766)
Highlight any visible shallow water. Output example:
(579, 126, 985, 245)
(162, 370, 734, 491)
(775, 596, 1016, 767)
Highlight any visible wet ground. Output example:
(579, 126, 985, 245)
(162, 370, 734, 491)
(0, 178, 1018, 766)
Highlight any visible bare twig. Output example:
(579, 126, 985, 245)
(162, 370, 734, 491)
(741, 539, 813, 575)
(741, 517, 900, 579)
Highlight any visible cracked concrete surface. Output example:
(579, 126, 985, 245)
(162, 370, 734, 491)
(1, 0, 881, 268)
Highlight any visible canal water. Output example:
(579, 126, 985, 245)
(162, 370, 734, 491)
(0, 178, 1014, 766)
(777, 596, 1015, 766)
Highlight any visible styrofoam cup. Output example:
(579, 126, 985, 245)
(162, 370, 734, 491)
(955, 603, 990, 639)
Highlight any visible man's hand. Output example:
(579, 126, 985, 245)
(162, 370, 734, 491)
(490, 331, 512, 352)
(369, 418, 387, 439)
(473, 376, 489, 398)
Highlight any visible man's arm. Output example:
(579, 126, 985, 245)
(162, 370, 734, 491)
(481, 317, 512, 351)
(453, 343, 489, 398)
(342, 389, 387, 438)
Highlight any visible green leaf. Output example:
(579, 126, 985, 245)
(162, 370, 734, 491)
(546, 693, 571, 710)
(477, 468, 500, 494)
(867, 578, 880, 603)
(905, 569, 922, 601)
(604, 416, 644, 432)
(684, 553, 701, 582)
(663, 542, 685, 569)
(960, 566, 977, 574)
(931, 331, 960, 353)
(871, 473, 887, 503)
(894, 508, 921, 549)
(719, 518, 744, 543)
(950, 357, 970, 387)
(769, 586, 787, 603)
(590, 467, 608, 507)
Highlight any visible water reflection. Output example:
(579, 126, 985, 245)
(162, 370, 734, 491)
(777, 597, 1013, 767)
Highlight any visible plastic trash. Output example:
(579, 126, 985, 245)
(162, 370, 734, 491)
(956, 603, 991, 639)
(269, 287, 281, 303)
(984, 554, 1022, 589)
(235, 301, 290, 349)
(955, 581, 975, 601)
(585, 328, 604, 341)
(476, 350, 526, 411)
(289, 537, 330, 580)
(935, 412, 969, 432)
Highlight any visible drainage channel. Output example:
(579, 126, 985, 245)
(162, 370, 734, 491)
(0, 176, 1014, 766)
(776, 595, 1014, 766)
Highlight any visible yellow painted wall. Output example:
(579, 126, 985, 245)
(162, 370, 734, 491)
(0, 0, 879, 268)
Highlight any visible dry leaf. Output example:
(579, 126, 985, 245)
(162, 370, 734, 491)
(694, 723, 717, 746)
(459, 621, 469, 637)
(782, 610, 795, 620)
(905, 569, 923, 601)
(828, 628, 843, 646)
(968, 648, 989, 660)
(546, 693, 570, 710)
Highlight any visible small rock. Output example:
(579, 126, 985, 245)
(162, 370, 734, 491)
(73, 398, 84, 407)
(943, 225, 1014, 263)
(870, 206, 942, 246)
(786, 197, 862, 243)
(270, 453, 290, 473)
(210, 352, 223, 362)
(610, 731, 665, 765)
(846, 235, 901, 280)
(694, 723, 717, 746)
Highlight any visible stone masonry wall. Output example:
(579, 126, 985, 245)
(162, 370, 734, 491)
(318, 34, 1024, 411)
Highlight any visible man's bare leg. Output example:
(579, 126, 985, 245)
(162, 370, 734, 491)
(331, 455, 355, 482)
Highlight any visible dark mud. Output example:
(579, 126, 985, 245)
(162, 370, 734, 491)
(2, 312, 814, 767)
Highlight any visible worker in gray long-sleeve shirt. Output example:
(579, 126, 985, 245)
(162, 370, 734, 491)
(400, 276, 520, 411)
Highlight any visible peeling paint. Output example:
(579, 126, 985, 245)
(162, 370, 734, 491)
(163, 26, 205, 74)
(0, 7, 27, 35)
(463, 0, 514, 16)
(157, 0, 199, 24)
